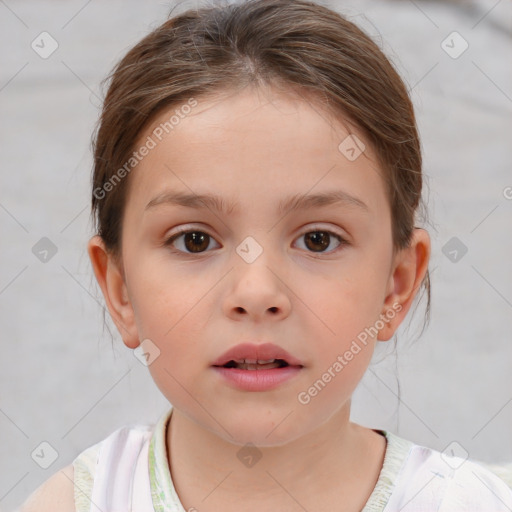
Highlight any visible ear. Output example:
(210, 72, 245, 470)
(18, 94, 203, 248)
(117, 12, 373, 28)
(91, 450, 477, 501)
(377, 228, 430, 341)
(87, 235, 140, 349)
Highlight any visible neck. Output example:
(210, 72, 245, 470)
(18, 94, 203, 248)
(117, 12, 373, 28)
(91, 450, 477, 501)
(166, 404, 386, 511)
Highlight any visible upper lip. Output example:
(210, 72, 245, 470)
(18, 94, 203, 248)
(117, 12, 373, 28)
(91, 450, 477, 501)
(212, 343, 304, 367)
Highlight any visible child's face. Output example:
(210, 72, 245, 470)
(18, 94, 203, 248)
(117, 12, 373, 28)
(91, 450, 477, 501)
(91, 85, 426, 446)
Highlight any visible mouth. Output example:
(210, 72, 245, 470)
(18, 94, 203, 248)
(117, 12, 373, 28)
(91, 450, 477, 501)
(211, 342, 304, 369)
(217, 358, 292, 370)
(211, 343, 304, 391)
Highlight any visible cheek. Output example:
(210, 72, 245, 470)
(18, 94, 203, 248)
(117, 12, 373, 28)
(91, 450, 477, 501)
(129, 263, 216, 354)
(134, 288, 208, 347)
(135, 291, 212, 405)
(294, 341, 374, 431)
(302, 261, 390, 346)
(127, 251, 203, 331)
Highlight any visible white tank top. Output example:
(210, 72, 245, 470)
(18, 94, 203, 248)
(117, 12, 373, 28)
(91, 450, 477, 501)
(73, 406, 512, 511)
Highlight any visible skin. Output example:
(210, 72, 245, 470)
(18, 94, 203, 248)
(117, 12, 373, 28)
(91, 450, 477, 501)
(88, 84, 430, 511)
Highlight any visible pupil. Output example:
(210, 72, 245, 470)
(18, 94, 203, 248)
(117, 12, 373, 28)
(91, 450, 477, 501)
(185, 232, 209, 253)
(305, 231, 329, 252)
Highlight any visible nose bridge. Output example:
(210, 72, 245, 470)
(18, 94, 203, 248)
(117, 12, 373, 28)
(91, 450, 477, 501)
(234, 233, 279, 289)
(225, 233, 291, 319)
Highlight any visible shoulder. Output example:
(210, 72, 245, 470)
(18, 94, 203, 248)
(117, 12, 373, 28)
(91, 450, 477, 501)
(17, 464, 75, 512)
(382, 431, 512, 510)
(475, 460, 512, 489)
(18, 422, 155, 512)
(73, 422, 154, 511)
(440, 456, 512, 510)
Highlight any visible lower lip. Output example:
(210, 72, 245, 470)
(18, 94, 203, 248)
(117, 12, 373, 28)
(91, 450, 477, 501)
(212, 366, 303, 391)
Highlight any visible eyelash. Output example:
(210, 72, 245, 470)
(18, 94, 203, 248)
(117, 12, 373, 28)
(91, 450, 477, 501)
(163, 226, 349, 256)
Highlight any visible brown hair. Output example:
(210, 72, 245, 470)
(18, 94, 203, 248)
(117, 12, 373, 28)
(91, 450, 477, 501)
(90, 0, 430, 326)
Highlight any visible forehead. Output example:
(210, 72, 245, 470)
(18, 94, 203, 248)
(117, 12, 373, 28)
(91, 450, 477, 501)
(124, 85, 386, 214)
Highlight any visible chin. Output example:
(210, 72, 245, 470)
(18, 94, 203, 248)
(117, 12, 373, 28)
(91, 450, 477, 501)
(212, 406, 311, 447)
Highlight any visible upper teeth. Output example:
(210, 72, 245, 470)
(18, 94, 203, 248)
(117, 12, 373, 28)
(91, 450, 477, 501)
(234, 359, 276, 364)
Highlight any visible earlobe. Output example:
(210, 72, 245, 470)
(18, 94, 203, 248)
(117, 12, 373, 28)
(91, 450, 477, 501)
(87, 235, 140, 348)
(377, 228, 431, 341)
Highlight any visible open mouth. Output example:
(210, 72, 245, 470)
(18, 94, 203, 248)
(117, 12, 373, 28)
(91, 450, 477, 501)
(219, 358, 290, 370)
(212, 348, 303, 391)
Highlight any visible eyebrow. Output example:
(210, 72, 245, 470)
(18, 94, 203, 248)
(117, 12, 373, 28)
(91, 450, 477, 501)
(144, 190, 368, 216)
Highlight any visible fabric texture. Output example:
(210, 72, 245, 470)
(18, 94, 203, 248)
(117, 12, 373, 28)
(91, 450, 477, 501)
(476, 461, 512, 489)
(73, 406, 512, 511)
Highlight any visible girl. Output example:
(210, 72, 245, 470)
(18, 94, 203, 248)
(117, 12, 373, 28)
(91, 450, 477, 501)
(20, 0, 512, 510)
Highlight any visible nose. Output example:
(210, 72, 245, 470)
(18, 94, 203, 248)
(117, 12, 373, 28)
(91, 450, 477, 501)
(223, 257, 292, 322)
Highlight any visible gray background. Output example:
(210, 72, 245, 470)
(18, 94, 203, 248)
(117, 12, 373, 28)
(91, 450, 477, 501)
(1, 0, 511, 509)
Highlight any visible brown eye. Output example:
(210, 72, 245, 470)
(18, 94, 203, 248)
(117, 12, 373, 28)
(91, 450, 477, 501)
(165, 230, 219, 254)
(183, 232, 209, 253)
(296, 230, 346, 253)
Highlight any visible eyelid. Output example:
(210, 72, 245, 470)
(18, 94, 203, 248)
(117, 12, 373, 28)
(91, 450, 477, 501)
(294, 224, 349, 253)
(298, 223, 347, 237)
(167, 225, 218, 240)
(297, 223, 350, 244)
(166, 224, 216, 238)
(163, 225, 220, 253)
